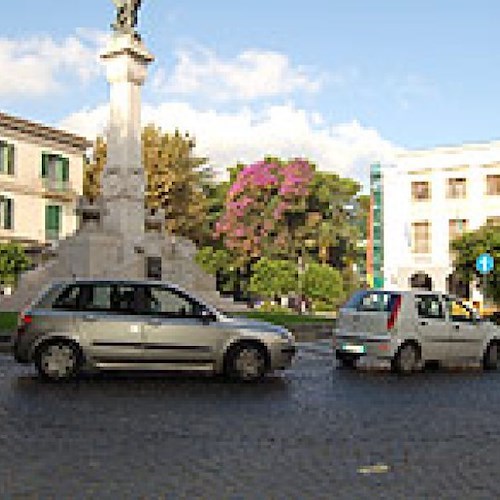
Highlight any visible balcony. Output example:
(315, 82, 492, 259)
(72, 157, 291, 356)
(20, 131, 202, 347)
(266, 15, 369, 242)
(45, 228, 60, 242)
(42, 178, 71, 192)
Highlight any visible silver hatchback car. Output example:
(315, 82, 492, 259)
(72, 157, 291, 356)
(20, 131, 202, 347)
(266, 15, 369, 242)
(12, 279, 296, 382)
(334, 289, 500, 373)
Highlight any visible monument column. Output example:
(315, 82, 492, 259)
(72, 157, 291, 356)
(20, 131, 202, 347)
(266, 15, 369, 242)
(100, 31, 154, 261)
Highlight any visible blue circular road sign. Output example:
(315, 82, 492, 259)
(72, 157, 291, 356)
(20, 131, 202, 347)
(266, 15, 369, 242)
(476, 253, 494, 274)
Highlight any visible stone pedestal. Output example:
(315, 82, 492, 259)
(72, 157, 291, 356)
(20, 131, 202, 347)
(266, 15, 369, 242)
(100, 33, 153, 264)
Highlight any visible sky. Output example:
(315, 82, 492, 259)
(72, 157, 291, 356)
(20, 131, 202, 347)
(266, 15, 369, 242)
(1, 0, 500, 189)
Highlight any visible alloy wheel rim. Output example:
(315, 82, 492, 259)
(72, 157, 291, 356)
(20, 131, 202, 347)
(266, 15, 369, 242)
(41, 344, 76, 378)
(400, 347, 416, 372)
(235, 348, 264, 379)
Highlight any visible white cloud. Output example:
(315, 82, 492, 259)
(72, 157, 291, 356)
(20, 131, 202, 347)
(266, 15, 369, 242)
(0, 30, 107, 98)
(59, 101, 400, 191)
(152, 45, 325, 102)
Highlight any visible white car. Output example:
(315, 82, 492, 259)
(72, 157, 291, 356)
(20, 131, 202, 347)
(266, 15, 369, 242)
(334, 289, 500, 373)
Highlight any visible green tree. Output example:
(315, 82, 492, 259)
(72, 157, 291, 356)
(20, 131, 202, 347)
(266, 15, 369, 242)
(303, 262, 345, 311)
(249, 258, 298, 301)
(0, 243, 31, 286)
(84, 125, 213, 244)
(452, 223, 500, 305)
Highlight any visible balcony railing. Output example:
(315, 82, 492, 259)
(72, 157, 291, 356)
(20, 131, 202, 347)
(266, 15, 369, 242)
(45, 229, 60, 242)
(42, 178, 70, 192)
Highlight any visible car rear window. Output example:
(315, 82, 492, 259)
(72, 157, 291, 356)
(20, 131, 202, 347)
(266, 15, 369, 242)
(343, 290, 401, 312)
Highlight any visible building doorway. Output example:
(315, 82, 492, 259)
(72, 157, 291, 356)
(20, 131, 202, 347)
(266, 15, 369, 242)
(409, 272, 433, 291)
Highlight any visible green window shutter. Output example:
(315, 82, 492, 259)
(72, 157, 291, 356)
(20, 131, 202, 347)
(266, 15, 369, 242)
(41, 153, 48, 178)
(0, 197, 4, 228)
(0, 142, 6, 174)
(5, 198, 13, 229)
(7, 144, 14, 175)
(45, 205, 61, 238)
(62, 157, 69, 182)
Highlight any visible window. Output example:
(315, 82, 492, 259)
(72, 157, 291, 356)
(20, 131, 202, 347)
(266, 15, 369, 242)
(486, 175, 500, 195)
(45, 205, 61, 241)
(449, 219, 468, 247)
(81, 284, 113, 312)
(415, 294, 444, 319)
(112, 285, 138, 314)
(140, 286, 200, 317)
(41, 153, 69, 190)
(0, 196, 13, 230)
(343, 291, 400, 313)
(52, 285, 82, 310)
(445, 297, 475, 322)
(55, 283, 140, 314)
(0, 141, 14, 175)
(411, 181, 431, 201)
(412, 221, 431, 254)
(446, 178, 466, 199)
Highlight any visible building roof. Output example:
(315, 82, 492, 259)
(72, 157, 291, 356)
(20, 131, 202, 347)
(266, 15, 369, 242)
(0, 111, 92, 152)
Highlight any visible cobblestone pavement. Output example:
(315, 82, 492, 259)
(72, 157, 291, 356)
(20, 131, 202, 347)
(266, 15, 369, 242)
(1, 340, 500, 499)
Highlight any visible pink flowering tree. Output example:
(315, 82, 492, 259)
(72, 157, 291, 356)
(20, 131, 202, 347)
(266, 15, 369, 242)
(214, 157, 315, 263)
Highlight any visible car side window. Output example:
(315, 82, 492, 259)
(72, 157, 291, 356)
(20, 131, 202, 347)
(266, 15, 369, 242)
(415, 295, 445, 319)
(52, 285, 83, 310)
(446, 298, 474, 322)
(141, 286, 197, 317)
(111, 285, 138, 315)
(81, 285, 113, 312)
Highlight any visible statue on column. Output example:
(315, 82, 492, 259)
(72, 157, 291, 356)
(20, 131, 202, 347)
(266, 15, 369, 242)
(111, 0, 143, 37)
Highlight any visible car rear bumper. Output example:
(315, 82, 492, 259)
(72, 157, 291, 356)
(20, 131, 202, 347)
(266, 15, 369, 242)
(334, 335, 396, 360)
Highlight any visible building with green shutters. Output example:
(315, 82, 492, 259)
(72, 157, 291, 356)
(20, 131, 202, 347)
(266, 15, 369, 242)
(0, 111, 90, 259)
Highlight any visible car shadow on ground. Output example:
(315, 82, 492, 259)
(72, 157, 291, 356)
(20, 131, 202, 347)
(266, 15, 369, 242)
(11, 370, 293, 398)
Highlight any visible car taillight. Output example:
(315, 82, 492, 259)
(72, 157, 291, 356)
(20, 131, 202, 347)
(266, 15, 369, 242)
(19, 312, 32, 327)
(387, 295, 402, 331)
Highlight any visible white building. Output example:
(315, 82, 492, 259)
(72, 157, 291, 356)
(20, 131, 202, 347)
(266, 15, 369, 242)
(382, 140, 500, 304)
(0, 111, 91, 257)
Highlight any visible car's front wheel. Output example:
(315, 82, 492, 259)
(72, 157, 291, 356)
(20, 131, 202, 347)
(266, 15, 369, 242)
(35, 341, 82, 381)
(483, 342, 500, 370)
(224, 343, 267, 382)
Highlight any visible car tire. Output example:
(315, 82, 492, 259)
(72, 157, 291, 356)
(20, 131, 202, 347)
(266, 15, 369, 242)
(391, 343, 419, 374)
(224, 343, 267, 382)
(483, 342, 500, 371)
(35, 341, 82, 381)
(335, 351, 358, 369)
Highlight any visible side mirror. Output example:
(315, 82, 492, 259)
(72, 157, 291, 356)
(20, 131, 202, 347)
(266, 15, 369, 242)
(200, 308, 215, 324)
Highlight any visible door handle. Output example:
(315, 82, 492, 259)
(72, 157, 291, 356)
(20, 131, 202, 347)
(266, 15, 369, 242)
(83, 314, 97, 322)
(454, 324, 460, 330)
(420, 321, 428, 326)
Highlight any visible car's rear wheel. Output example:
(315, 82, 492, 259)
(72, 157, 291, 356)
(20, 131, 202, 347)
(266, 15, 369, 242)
(225, 343, 267, 381)
(483, 342, 500, 370)
(335, 351, 358, 369)
(392, 343, 419, 374)
(35, 341, 82, 381)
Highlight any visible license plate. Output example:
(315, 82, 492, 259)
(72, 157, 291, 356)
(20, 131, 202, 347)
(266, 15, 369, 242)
(342, 344, 366, 354)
